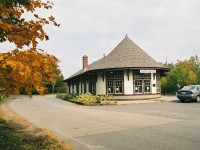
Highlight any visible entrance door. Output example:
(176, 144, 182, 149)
(134, 79, 143, 94)
(134, 79, 151, 94)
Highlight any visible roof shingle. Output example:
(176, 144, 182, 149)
(66, 35, 168, 80)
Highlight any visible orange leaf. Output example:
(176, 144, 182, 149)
(49, 15, 55, 21)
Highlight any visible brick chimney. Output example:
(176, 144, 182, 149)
(82, 55, 88, 70)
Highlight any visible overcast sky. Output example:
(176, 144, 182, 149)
(1, 0, 200, 78)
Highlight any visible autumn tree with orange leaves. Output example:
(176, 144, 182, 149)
(0, 0, 60, 96)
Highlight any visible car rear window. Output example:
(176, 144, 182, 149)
(181, 85, 196, 90)
(197, 87, 199, 91)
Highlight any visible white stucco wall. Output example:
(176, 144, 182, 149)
(124, 70, 133, 95)
(96, 72, 106, 95)
(71, 85, 73, 93)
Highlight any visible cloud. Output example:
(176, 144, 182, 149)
(1, 0, 200, 78)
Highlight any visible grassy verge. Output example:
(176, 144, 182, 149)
(0, 99, 72, 150)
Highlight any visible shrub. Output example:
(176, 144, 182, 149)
(100, 95, 113, 101)
(56, 93, 64, 99)
(95, 95, 101, 103)
(76, 93, 97, 105)
(99, 95, 116, 105)
(56, 93, 75, 101)
(54, 87, 67, 93)
(76, 94, 116, 105)
(64, 93, 74, 100)
(0, 94, 6, 100)
(56, 93, 116, 106)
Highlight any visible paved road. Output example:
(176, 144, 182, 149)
(9, 95, 200, 150)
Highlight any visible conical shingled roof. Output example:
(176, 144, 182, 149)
(89, 35, 165, 70)
(66, 35, 168, 80)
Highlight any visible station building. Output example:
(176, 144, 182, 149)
(64, 35, 169, 100)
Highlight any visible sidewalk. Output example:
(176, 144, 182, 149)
(117, 95, 178, 105)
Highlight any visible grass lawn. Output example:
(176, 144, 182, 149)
(0, 98, 72, 150)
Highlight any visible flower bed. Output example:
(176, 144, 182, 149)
(56, 93, 117, 106)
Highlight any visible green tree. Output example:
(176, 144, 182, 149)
(161, 55, 200, 95)
(188, 55, 200, 84)
(46, 74, 67, 93)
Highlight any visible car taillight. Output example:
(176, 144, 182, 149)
(189, 91, 193, 94)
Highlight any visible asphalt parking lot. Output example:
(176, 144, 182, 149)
(9, 95, 200, 150)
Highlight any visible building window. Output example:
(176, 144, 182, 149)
(143, 73, 151, 78)
(134, 79, 143, 93)
(115, 80, 123, 94)
(106, 71, 123, 95)
(107, 80, 114, 94)
(144, 80, 150, 93)
(134, 71, 151, 94)
(134, 72, 143, 78)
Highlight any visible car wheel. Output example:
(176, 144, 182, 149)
(197, 96, 200, 103)
(180, 99, 185, 103)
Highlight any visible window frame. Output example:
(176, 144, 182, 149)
(106, 71, 124, 95)
(133, 71, 151, 94)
